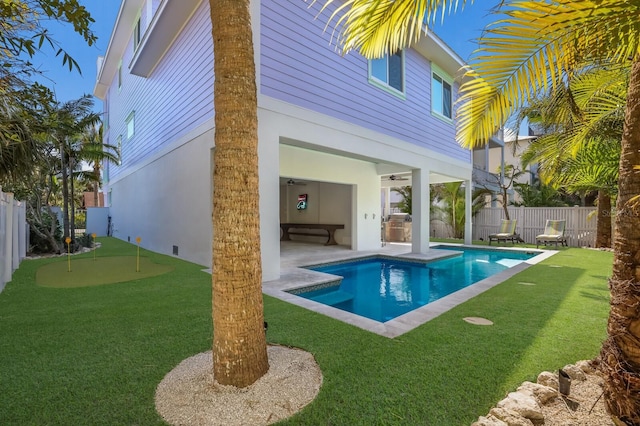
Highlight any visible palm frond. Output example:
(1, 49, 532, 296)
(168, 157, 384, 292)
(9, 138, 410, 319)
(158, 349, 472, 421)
(315, 0, 470, 58)
(457, 0, 640, 148)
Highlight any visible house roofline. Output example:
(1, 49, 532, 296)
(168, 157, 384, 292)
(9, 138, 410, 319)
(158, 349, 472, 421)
(93, 0, 145, 99)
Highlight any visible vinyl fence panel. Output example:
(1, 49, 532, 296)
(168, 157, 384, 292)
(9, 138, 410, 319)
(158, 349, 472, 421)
(471, 206, 597, 247)
(0, 189, 27, 292)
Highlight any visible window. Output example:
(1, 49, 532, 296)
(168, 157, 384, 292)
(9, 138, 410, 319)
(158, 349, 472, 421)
(432, 67, 453, 120)
(117, 63, 122, 90)
(369, 51, 404, 93)
(116, 135, 122, 164)
(126, 112, 135, 139)
(133, 17, 141, 49)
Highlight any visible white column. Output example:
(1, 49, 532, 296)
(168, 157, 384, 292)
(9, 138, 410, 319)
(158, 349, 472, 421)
(258, 113, 281, 282)
(465, 180, 472, 245)
(383, 187, 391, 218)
(411, 168, 429, 254)
(484, 143, 489, 172)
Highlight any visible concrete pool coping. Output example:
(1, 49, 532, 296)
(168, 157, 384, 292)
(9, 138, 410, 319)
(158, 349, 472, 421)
(264, 242, 558, 338)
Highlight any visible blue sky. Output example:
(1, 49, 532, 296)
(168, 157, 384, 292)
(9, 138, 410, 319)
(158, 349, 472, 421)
(34, 1, 501, 109)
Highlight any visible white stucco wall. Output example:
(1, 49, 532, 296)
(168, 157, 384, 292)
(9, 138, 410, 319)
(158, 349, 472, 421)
(108, 127, 214, 268)
(280, 181, 353, 245)
(279, 144, 381, 250)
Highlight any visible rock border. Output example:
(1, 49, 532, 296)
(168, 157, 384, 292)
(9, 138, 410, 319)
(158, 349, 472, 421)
(472, 360, 614, 426)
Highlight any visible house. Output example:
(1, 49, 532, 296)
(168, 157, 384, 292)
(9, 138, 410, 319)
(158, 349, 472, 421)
(82, 191, 105, 208)
(472, 127, 538, 205)
(94, 0, 474, 281)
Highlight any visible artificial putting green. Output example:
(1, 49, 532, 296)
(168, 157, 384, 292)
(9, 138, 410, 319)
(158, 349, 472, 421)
(36, 256, 174, 288)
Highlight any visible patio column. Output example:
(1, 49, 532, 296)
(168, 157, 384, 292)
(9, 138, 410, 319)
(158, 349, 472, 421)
(383, 187, 390, 218)
(465, 180, 472, 245)
(411, 168, 429, 254)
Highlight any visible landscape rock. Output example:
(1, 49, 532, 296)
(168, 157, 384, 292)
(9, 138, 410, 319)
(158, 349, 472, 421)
(517, 381, 557, 404)
(496, 392, 544, 421)
(489, 407, 534, 426)
(476, 360, 613, 426)
(562, 364, 587, 381)
(576, 359, 595, 374)
(536, 371, 558, 390)
(472, 415, 509, 426)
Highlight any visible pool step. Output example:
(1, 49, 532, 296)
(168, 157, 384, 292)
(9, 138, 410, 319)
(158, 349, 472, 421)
(312, 290, 354, 306)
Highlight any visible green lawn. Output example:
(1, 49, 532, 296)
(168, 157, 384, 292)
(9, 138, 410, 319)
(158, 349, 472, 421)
(0, 238, 612, 425)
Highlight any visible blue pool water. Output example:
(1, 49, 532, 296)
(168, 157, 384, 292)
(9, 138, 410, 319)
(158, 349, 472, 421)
(296, 246, 536, 322)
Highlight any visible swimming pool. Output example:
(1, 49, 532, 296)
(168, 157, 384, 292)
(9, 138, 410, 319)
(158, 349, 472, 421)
(294, 246, 536, 322)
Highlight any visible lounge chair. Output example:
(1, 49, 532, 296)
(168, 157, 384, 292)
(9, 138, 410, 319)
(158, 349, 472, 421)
(536, 220, 567, 248)
(488, 219, 519, 245)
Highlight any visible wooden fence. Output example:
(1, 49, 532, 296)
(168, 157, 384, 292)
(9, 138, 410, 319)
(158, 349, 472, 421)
(0, 188, 27, 292)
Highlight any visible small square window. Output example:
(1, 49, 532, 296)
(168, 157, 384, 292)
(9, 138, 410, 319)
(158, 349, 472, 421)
(432, 68, 453, 120)
(126, 112, 135, 139)
(369, 51, 404, 93)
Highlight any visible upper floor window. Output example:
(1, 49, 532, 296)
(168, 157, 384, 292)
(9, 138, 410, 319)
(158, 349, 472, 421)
(126, 112, 135, 139)
(117, 63, 122, 90)
(369, 51, 404, 94)
(432, 66, 453, 120)
(133, 17, 141, 49)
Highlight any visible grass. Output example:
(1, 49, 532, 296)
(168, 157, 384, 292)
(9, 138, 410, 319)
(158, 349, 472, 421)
(36, 256, 174, 287)
(0, 238, 612, 425)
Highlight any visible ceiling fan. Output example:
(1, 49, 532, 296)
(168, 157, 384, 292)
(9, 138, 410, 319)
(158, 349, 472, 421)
(286, 178, 306, 186)
(383, 174, 409, 181)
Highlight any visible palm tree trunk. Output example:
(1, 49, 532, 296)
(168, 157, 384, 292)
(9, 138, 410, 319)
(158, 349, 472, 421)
(501, 187, 510, 220)
(69, 159, 76, 245)
(595, 190, 612, 249)
(93, 164, 100, 207)
(210, 0, 268, 387)
(61, 142, 70, 242)
(600, 56, 640, 425)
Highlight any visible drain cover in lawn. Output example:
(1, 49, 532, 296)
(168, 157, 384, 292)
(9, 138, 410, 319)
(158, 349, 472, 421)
(36, 256, 174, 288)
(463, 317, 494, 326)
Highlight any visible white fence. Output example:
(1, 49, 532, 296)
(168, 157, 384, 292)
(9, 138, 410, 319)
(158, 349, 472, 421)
(470, 206, 597, 247)
(0, 188, 27, 292)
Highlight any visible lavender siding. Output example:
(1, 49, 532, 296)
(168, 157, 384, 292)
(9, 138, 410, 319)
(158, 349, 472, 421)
(151, 0, 161, 16)
(106, 0, 214, 180)
(260, 0, 470, 163)
(139, 0, 148, 33)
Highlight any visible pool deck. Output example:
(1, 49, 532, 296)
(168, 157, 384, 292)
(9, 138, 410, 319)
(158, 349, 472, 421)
(264, 241, 557, 338)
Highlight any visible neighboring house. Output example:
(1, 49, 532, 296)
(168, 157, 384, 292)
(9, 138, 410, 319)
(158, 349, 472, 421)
(94, 0, 474, 281)
(82, 192, 105, 208)
(472, 128, 538, 205)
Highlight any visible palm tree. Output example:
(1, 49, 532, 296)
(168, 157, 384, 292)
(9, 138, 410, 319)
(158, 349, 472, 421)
(209, 0, 268, 387)
(433, 182, 490, 239)
(322, 0, 640, 421)
(391, 185, 412, 214)
(78, 123, 118, 208)
(46, 96, 100, 245)
(519, 66, 625, 247)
